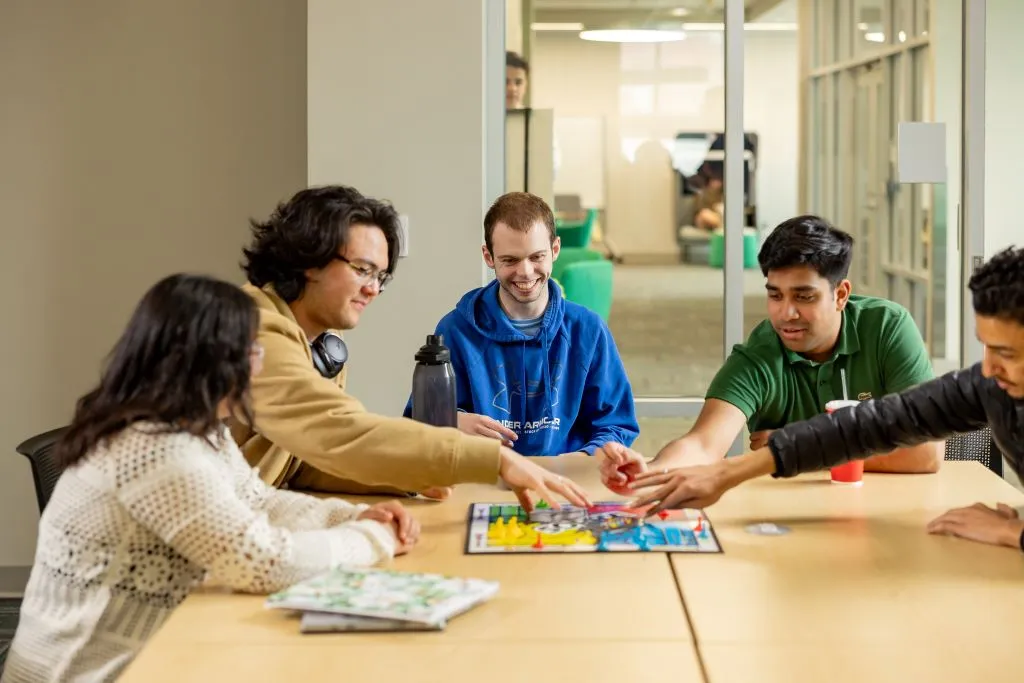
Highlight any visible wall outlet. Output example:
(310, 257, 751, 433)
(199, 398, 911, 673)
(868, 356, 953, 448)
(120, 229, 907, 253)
(398, 214, 409, 257)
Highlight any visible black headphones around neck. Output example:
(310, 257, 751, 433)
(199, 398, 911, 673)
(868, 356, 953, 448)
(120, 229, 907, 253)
(310, 332, 348, 379)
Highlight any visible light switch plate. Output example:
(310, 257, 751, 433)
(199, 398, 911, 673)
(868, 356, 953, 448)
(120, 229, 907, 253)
(398, 214, 409, 257)
(896, 122, 946, 184)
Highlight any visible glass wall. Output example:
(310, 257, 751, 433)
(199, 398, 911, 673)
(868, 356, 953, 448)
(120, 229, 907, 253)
(801, 0, 961, 366)
(508, 1, 799, 427)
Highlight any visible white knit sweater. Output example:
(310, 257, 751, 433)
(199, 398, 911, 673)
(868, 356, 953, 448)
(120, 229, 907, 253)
(1, 422, 395, 683)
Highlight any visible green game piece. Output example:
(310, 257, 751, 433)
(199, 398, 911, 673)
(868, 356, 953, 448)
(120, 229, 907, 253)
(536, 500, 550, 509)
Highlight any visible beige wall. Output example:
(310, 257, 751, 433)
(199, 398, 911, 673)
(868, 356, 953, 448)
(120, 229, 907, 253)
(308, 0, 492, 415)
(0, 0, 307, 567)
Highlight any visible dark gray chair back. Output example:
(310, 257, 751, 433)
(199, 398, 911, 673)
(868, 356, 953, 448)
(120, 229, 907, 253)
(944, 427, 1002, 476)
(15, 426, 69, 513)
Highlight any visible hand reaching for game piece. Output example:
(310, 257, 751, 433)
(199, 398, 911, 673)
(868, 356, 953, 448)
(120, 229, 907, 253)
(597, 442, 648, 495)
(458, 412, 518, 447)
(358, 501, 421, 555)
(498, 447, 592, 512)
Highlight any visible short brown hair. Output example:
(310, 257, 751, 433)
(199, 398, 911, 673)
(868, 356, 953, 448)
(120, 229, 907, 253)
(484, 192, 555, 253)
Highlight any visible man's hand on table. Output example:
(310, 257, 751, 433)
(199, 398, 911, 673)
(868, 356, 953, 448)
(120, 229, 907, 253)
(927, 502, 1024, 549)
(417, 486, 453, 500)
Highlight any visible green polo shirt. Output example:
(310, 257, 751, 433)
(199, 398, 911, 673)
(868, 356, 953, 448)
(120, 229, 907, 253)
(706, 295, 934, 432)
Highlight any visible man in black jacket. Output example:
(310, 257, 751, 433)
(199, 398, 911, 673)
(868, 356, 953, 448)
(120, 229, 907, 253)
(619, 246, 1024, 551)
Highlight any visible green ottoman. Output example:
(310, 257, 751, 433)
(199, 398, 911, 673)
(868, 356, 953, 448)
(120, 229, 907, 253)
(708, 228, 759, 269)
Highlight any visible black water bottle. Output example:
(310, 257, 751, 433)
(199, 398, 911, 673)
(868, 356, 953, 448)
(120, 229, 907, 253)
(411, 334, 457, 428)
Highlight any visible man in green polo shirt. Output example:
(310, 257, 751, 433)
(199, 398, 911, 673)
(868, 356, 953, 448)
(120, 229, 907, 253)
(600, 215, 942, 491)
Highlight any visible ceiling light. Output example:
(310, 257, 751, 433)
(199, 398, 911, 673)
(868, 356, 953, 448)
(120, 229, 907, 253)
(532, 22, 585, 31)
(670, 7, 690, 17)
(864, 31, 885, 42)
(579, 28, 686, 43)
(681, 22, 799, 32)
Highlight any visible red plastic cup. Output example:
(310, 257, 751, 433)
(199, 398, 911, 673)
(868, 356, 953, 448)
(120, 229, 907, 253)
(825, 400, 863, 486)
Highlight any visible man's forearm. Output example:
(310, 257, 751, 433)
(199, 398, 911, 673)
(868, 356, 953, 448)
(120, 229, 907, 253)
(864, 441, 944, 474)
(725, 447, 777, 485)
(652, 436, 723, 469)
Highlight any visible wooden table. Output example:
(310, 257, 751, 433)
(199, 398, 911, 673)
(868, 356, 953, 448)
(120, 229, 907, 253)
(674, 462, 1024, 682)
(121, 454, 703, 681)
(120, 458, 1024, 682)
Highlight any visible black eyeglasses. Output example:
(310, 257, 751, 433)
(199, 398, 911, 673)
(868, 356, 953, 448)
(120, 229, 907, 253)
(335, 255, 393, 292)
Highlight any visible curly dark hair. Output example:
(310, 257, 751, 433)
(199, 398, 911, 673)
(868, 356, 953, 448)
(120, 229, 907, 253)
(969, 246, 1024, 326)
(758, 215, 854, 287)
(55, 274, 258, 469)
(241, 185, 403, 303)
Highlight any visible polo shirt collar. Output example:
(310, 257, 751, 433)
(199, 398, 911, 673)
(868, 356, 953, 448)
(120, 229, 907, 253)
(782, 309, 861, 366)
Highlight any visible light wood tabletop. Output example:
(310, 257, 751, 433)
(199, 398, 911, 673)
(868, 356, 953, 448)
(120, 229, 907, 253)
(119, 456, 1024, 683)
(698, 642, 1022, 683)
(120, 453, 701, 682)
(673, 462, 1024, 651)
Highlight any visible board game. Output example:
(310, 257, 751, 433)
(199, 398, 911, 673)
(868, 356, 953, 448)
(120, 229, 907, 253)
(464, 501, 721, 554)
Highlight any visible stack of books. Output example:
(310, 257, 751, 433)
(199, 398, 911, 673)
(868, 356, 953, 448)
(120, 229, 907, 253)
(264, 566, 500, 633)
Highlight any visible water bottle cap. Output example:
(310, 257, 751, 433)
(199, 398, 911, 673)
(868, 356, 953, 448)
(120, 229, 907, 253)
(415, 333, 450, 364)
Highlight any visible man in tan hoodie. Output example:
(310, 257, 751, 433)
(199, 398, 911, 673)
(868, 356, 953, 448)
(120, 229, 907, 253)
(229, 185, 590, 511)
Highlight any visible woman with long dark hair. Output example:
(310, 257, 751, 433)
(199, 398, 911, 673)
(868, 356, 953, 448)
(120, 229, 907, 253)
(2, 274, 418, 683)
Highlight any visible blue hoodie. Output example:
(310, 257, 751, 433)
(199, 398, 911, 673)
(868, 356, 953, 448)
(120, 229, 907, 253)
(404, 280, 638, 456)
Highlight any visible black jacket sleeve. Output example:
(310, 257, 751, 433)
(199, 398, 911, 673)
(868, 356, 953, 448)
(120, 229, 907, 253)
(767, 365, 990, 478)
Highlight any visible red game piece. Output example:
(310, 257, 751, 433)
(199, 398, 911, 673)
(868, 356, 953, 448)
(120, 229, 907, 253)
(657, 510, 669, 520)
(532, 532, 544, 549)
(694, 515, 704, 533)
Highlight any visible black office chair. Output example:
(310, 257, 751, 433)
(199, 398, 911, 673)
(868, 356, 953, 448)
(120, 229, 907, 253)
(944, 427, 1002, 477)
(15, 426, 69, 513)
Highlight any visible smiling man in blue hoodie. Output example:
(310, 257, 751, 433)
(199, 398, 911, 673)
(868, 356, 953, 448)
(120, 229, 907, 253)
(405, 192, 638, 457)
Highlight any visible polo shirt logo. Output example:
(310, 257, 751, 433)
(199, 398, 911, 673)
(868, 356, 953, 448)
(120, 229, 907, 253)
(858, 392, 872, 400)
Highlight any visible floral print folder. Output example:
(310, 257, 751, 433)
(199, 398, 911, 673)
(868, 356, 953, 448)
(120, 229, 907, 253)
(265, 567, 500, 626)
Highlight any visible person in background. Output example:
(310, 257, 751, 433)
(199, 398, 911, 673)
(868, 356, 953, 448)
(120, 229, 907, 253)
(692, 167, 724, 231)
(626, 246, 1024, 553)
(2, 274, 418, 683)
(404, 192, 638, 458)
(600, 215, 943, 494)
(231, 185, 590, 511)
(506, 51, 529, 110)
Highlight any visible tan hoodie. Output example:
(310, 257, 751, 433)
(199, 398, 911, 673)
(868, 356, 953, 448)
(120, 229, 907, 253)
(229, 283, 502, 492)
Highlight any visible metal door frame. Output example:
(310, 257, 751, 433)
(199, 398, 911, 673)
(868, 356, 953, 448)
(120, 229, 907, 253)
(960, 0, 985, 367)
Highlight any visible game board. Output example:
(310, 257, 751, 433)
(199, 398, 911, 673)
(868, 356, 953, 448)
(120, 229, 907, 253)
(464, 501, 721, 554)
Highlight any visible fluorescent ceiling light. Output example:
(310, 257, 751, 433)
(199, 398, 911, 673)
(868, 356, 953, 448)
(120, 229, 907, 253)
(864, 31, 885, 42)
(670, 7, 690, 17)
(579, 29, 686, 43)
(681, 22, 798, 32)
(532, 22, 585, 31)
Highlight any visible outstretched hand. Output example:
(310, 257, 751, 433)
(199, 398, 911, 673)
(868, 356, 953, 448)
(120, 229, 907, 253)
(629, 462, 739, 515)
(597, 442, 648, 495)
(498, 448, 592, 512)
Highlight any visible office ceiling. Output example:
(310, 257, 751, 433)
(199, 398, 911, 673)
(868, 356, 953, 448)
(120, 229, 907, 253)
(532, 0, 794, 28)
